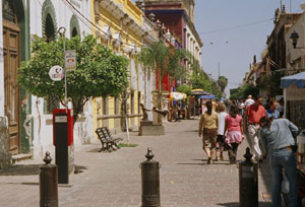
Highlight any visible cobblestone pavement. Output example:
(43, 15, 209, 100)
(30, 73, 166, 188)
(0, 118, 272, 207)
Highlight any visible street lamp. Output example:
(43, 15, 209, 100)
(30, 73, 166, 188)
(290, 30, 299, 49)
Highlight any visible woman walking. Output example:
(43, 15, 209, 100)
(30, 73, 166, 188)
(199, 101, 218, 164)
(259, 116, 299, 207)
(224, 104, 244, 164)
(216, 103, 228, 161)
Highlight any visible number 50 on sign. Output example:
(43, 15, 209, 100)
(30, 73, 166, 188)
(65, 50, 76, 71)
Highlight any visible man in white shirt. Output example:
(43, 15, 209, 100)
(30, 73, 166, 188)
(244, 95, 255, 109)
(216, 103, 228, 161)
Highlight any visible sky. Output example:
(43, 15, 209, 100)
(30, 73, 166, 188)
(194, 0, 305, 96)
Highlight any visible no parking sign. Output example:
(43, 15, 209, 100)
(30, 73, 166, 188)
(64, 50, 76, 71)
(49, 65, 64, 81)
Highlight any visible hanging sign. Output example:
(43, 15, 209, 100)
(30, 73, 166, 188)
(49, 65, 64, 81)
(64, 50, 76, 71)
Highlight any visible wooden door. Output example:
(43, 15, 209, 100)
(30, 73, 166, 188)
(3, 20, 20, 155)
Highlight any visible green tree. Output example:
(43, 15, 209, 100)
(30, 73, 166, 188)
(217, 76, 228, 93)
(18, 35, 129, 123)
(230, 83, 259, 100)
(138, 41, 170, 91)
(176, 85, 192, 96)
(190, 70, 223, 99)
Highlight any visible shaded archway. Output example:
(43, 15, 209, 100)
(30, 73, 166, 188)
(70, 15, 80, 37)
(41, 0, 58, 113)
(42, 0, 57, 41)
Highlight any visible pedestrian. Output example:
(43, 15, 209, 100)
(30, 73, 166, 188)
(267, 99, 280, 119)
(259, 116, 299, 207)
(224, 104, 244, 164)
(198, 101, 219, 164)
(239, 99, 246, 116)
(216, 103, 228, 161)
(244, 94, 255, 109)
(277, 98, 284, 117)
(245, 96, 266, 162)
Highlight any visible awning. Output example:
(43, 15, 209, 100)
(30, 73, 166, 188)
(200, 94, 216, 100)
(281, 72, 305, 88)
(191, 89, 209, 95)
(170, 92, 187, 100)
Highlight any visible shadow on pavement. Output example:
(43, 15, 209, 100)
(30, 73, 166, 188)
(217, 202, 272, 207)
(74, 165, 87, 174)
(87, 148, 102, 153)
(184, 130, 198, 133)
(0, 164, 40, 176)
(176, 162, 204, 166)
(0, 164, 87, 176)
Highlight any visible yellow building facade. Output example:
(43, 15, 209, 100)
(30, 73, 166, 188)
(91, 0, 155, 134)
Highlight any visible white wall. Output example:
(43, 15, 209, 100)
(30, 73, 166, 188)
(185, 24, 201, 66)
(30, 0, 92, 158)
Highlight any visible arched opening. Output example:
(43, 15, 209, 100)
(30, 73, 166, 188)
(41, 0, 58, 113)
(71, 27, 78, 37)
(70, 15, 80, 38)
(45, 14, 56, 42)
(42, 0, 58, 42)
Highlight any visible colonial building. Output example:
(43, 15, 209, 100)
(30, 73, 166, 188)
(266, 6, 301, 96)
(285, 9, 305, 76)
(0, 0, 93, 167)
(92, 0, 159, 134)
(137, 0, 203, 90)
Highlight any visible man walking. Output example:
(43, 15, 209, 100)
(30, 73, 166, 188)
(245, 96, 266, 162)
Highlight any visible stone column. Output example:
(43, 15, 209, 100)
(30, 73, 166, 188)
(0, 116, 11, 169)
(152, 90, 162, 125)
(161, 91, 169, 123)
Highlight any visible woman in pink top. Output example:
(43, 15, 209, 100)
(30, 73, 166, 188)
(224, 104, 244, 164)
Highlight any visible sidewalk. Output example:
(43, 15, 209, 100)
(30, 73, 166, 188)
(0, 119, 272, 207)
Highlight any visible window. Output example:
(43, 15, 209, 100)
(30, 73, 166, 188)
(102, 97, 107, 115)
(138, 92, 141, 114)
(70, 15, 80, 38)
(45, 14, 55, 42)
(131, 92, 134, 114)
(114, 97, 119, 115)
(42, 0, 58, 114)
(71, 27, 78, 37)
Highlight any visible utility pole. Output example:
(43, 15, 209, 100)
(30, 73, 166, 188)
(218, 62, 220, 79)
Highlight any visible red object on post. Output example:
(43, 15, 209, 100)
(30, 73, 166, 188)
(52, 109, 74, 146)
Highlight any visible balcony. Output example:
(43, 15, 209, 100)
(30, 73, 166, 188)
(113, 0, 143, 26)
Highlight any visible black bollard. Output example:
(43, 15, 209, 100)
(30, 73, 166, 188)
(40, 151, 58, 207)
(141, 148, 161, 207)
(239, 147, 258, 207)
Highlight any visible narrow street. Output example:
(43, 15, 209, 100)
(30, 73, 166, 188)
(0, 119, 272, 207)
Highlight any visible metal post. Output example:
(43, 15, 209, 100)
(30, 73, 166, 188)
(239, 147, 258, 207)
(54, 112, 69, 184)
(141, 148, 161, 207)
(58, 27, 68, 113)
(40, 151, 58, 207)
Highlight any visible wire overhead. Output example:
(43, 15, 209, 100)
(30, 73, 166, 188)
(61, 0, 142, 48)
(200, 18, 274, 35)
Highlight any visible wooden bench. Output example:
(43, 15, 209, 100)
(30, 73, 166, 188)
(95, 128, 117, 152)
(95, 127, 123, 152)
(101, 127, 123, 150)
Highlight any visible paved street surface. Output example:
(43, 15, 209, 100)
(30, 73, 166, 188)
(0, 118, 272, 207)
